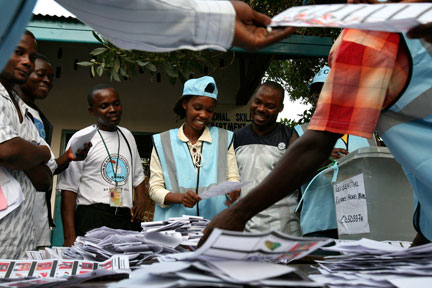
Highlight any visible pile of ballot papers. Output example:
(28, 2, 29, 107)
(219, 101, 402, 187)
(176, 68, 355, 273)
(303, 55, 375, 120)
(110, 228, 332, 287)
(110, 260, 324, 288)
(58, 226, 187, 267)
(141, 215, 210, 247)
(310, 238, 432, 288)
(25, 216, 210, 268)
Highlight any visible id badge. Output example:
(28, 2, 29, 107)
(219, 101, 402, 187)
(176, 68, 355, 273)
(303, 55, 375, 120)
(109, 187, 122, 207)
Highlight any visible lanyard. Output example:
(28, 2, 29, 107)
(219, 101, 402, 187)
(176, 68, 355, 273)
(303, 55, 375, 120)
(97, 128, 120, 186)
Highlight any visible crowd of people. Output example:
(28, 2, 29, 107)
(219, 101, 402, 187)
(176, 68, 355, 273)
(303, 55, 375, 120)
(1, 0, 432, 262)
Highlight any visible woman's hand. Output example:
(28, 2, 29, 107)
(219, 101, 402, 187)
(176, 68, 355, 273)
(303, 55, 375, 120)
(182, 190, 201, 208)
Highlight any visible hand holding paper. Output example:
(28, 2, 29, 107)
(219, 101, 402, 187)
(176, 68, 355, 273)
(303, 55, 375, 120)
(68, 126, 97, 158)
(200, 181, 251, 200)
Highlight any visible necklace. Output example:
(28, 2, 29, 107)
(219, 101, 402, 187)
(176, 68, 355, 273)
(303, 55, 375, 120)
(97, 128, 121, 186)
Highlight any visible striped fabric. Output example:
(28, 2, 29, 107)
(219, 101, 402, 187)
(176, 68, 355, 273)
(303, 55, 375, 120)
(309, 29, 410, 138)
(0, 84, 42, 259)
(55, 0, 235, 52)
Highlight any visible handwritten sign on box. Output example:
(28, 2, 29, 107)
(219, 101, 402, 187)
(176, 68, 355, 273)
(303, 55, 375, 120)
(333, 173, 370, 235)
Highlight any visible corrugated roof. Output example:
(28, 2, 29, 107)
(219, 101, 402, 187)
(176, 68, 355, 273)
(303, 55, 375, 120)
(32, 0, 75, 18)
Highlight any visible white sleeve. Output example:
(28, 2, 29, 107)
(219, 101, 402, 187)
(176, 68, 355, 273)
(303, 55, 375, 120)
(39, 137, 58, 174)
(55, 0, 235, 52)
(56, 139, 84, 193)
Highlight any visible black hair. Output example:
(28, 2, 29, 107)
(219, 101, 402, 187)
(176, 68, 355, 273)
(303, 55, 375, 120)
(24, 30, 36, 40)
(204, 83, 215, 93)
(173, 95, 193, 120)
(35, 53, 50, 63)
(255, 81, 285, 105)
(87, 83, 118, 106)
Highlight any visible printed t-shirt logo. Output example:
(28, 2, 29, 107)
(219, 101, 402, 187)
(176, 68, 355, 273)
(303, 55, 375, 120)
(101, 154, 129, 185)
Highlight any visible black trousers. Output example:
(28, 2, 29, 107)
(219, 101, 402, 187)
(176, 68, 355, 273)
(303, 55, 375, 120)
(75, 204, 141, 236)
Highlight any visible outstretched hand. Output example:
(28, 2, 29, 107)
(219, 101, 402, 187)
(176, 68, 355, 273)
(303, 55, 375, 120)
(231, 1, 296, 51)
(67, 142, 92, 161)
(198, 204, 249, 247)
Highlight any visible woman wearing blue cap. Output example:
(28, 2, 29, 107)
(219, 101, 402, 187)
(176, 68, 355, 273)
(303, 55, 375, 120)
(149, 76, 240, 221)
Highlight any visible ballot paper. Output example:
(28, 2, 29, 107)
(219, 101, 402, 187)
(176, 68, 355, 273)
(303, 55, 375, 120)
(141, 215, 210, 247)
(162, 228, 332, 264)
(0, 255, 129, 280)
(110, 260, 324, 288)
(270, 3, 432, 33)
(67, 125, 96, 157)
(200, 181, 251, 199)
(0, 168, 23, 221)
(321, 238, 405, 254)
(0, 269, 129, 288)
(311, 239, 432, 288)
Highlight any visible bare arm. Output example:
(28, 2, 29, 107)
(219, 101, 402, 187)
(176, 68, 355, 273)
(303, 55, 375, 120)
(131, 180, 147, 222)
(199, 130, 340, 245)
(55, 143, 92, 175)
(163, 190, 201, 208)
(0, 137, 51, 170)
(61, 190, 77, 247)
(24, 164, 53, 192)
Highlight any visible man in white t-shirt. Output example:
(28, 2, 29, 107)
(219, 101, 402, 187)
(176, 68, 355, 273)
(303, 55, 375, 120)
(57, 84, 147, 246)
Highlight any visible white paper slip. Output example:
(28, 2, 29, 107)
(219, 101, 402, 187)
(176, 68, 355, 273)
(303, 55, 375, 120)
(0, 168, 24, 220)
(68, 125, 97, 157)
(163, 228, 332, 264)
(270, 3, 432, 32)
(200, 181, 251, 199)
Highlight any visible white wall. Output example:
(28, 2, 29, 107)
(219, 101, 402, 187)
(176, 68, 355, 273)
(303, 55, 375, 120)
(35, 41, 252, 157)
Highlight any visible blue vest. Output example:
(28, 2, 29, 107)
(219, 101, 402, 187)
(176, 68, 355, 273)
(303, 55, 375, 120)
(295, 124, 376, 235)
(152, 127, 233, 221)
(377, 35, 432, 241)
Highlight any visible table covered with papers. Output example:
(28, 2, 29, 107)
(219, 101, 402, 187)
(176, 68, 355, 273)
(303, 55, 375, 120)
(1, 216, 431, 287)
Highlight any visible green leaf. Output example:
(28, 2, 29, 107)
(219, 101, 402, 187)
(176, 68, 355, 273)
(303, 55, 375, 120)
(92, 31, 104, 43)
(137, 61, 149, 67)
(162, 63, 178, 78)
(77, 61, 94, 67)
(91, 65, 95, 77)
(119, 67, 128, 77)
(112, 70, 121, 82)
(90, 47, 107, 56)
(147, 63, 157, 72)
(123, 57, 135, 63)
(167, 76, 177, 85)
(178, 72, 186, 83)
(96, 65, 104, 77)
(113, 58, 120, 73)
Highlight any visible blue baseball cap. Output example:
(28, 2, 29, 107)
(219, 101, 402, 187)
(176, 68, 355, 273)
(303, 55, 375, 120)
(182, 76, 218, 100)
(308, 65, 330, 88)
